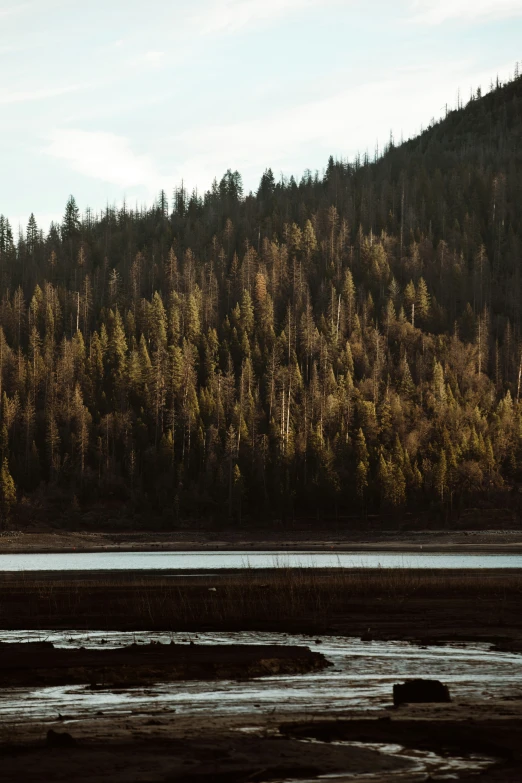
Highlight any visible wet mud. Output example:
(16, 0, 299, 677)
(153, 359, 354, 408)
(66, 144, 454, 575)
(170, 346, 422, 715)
(0, 731, 421, 783)
(0, 640, 327, 688)
(0, 709, 510, 782)
(281, 719, 522, 781)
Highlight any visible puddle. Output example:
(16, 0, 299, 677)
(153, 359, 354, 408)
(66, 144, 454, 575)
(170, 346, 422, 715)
(292, 740, 494, 781)
(234, 728, 495, 781)
(282, 741, 493, 781)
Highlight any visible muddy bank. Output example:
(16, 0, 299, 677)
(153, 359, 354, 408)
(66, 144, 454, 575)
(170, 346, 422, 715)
(0, 640, 327, 687)
(3, 528, 522, 553)
(281, 717, 522, 781)
(281, 716, 513, 758)
(0, 731, 411, 783)
(0, 706, 515, 782)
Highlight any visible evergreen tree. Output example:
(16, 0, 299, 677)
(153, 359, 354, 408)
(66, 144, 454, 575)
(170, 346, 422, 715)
(0, 74, 520, 523)
(26, 213, 38, 253)
(62, 195, 81, 239)
(0, 457, 16, 526)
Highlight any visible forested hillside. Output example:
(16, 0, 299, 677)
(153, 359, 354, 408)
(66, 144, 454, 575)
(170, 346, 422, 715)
(1, 73, 522, 527)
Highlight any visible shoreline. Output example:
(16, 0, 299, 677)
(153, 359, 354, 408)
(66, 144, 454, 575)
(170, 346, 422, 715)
(3, 529, 522, 554)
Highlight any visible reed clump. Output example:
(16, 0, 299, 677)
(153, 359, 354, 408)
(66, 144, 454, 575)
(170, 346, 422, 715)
(0, 567, 521, 632)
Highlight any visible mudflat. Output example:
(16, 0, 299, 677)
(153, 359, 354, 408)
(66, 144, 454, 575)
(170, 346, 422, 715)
(0, 640, 327, 687)
(2, 694, 522, 781)
(0, 725, 413, 783)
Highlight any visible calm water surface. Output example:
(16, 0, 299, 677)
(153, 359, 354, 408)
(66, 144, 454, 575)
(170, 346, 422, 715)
(1, 550, 522, 571)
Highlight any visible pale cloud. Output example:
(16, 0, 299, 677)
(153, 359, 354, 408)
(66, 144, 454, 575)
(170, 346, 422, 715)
(410, 0, 522, 24)
(45, 130, 163, 191)
(39, 58, 517, 205)
(192, 0, 331, 35)
(170, 57, 514, 192)
(175, 76, 419, 166)
(0, 2, 33, 18)
(0, 85, 80, 106)
(142, 50, 166, 66)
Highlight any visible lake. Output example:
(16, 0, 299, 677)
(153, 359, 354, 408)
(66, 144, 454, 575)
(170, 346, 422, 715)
(1, 550, 522, 571)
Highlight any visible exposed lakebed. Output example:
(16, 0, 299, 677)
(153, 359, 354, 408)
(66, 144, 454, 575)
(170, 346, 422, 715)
(2, 630, 520, 780)
(1, 630, 515, 780)
(0, 629, 520, 720)
(0, 639, 327, 687)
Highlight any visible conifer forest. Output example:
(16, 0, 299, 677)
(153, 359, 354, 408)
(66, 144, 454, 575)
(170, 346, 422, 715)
(1, 75, 522, 527)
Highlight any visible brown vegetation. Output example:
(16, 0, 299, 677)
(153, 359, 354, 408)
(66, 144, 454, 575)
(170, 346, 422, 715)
(2, 567, 522, 649)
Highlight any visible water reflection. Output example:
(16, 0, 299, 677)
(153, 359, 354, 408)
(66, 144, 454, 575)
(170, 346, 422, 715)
(1, 550, 522, 570)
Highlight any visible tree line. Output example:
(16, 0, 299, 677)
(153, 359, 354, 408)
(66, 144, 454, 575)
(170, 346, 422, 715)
(1, 72, 522, 526)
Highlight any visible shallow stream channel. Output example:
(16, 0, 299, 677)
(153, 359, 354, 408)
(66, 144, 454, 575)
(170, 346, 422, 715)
(1, 630, 520, 781)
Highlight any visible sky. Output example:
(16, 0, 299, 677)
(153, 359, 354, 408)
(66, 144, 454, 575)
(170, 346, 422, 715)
(1, 0, 522, 234)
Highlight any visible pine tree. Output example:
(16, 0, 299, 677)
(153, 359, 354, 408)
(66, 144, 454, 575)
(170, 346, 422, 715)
(416, 277, 430, 322)
(26, 213, 38, 253)
(435, 449, 447, 501)
(62, 195, 81, 239)
(355, 460, 368, 503)
(404, 281, 416, 325)
(109, 308, 128, 388)
(0, 215, 13, 254)
(432, 361, 447, 409)
(302, 219, 317, 259)
(0, 457, 16, 526)
(355, 427, 370, 502)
